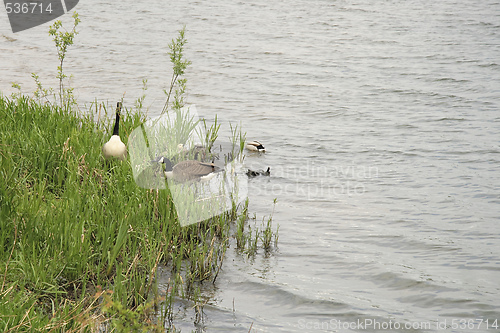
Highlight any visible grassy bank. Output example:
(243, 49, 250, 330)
(0, 94, 278, 332)
(0, 95, 155, 330)
(0, 95, 242, 331)
(1, 20, 278, 331)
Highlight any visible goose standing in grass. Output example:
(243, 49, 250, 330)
(157, 157, 221, 183)
(102, 102, 127, 160)
(246, 140, 266, 152)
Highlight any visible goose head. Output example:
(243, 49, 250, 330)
(102, 102, 127, 160)
(157, 156, 173, 172)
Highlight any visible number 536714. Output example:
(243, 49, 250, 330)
(5, 2, 54, 14)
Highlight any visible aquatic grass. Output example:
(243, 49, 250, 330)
(233, 198, 279, 257)
(229, 122, 247, 163)
(262, 198, 279, 251)
(198, 115, 221, 153)
(235, 199, 249, 250)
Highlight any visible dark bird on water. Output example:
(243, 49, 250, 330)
(246, 167, 271, 178)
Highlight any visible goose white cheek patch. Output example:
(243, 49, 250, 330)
(127, 105, 248, 227)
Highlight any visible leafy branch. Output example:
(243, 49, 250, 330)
(162, 26, 191, 114)
(48, 12, 80, 110)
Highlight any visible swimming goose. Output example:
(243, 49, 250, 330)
(102, 102, 127, 160)
(158, 157, 221, 182)
(246, 140, 266, 152)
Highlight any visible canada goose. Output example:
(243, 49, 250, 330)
(246, 167, 271, 178)
(158, 157, 221, 182)
(102, 102, 127, 160)
(246, 140, 266, 152)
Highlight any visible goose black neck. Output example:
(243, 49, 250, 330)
(112, 112, 120, 136)
(113, 102, 122, 136)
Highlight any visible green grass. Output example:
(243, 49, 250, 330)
(0, 94, 278, 331)
(0, 20, 279, 331)
(0, 95, 161, 331)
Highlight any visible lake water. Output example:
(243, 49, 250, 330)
(1, 0, 500, 331)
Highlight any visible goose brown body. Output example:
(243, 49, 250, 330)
(172, 160, 219, 182)
(160, 157, 220, 182)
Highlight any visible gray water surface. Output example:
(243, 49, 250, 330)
(1, 0, 500, 331)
